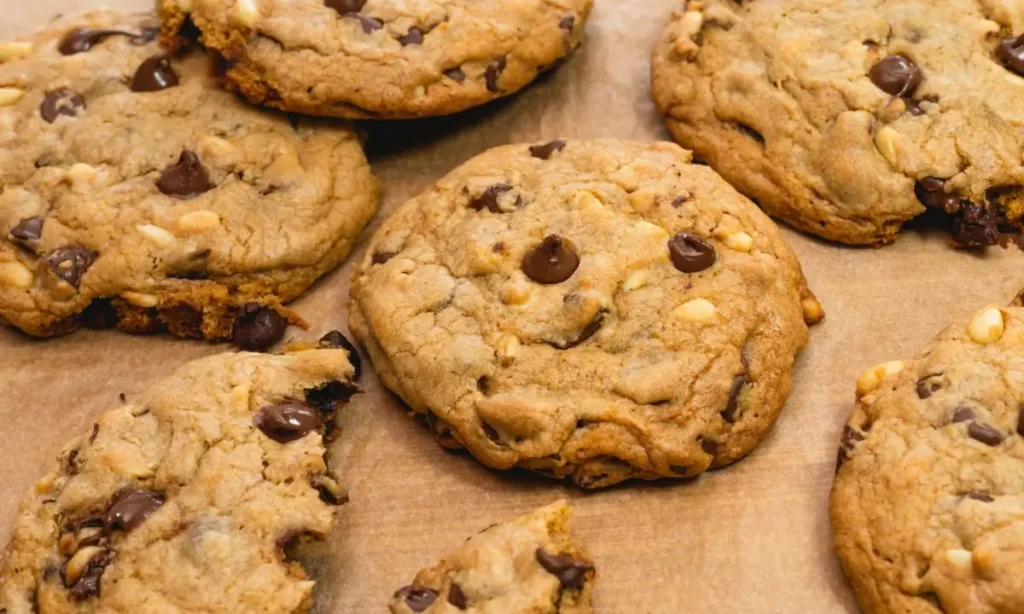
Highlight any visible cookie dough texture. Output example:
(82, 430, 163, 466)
(161, 0, 594, 119)
(652, 0, 1024, 246)
(350, 139, 822, 488)
(389, 501, 593, 613)
(0, 347, 358, 613)
(0, 10, 377, 343)
(831, 292, 1024, 614)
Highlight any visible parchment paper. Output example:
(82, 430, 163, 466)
(3, 2, 1023, 612)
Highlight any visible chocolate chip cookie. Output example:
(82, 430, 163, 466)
(0, 344, 358, 613)
(832, 291, 1024, 614)
(160, 0, 593, 119)
(652, 0, 1024, 247)
(0, 10, 378, 348)
(389, 501, 593, 613)
(350, 139, 823, 488)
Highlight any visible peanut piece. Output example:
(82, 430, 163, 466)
(64, 546, 105, 586)
(0, 87, 24, 107)
(121, 291, 159, 308)
(137, 224, 175, 248)
(967, 306, 1004, 345)
(874, 126, 902, 167)
(0, 260, 33, 289)
(856, 361, 903, 398)
(177, 209, 221, 234)
(724, 231, 754, 252)
(674, 298, 717, 323)
(498, 334, 520, 366)
(802, 297, 825, 324)
(621, 270, 648, 292)
(0, 42, 32, 62)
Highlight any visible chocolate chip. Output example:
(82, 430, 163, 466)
(157, 150, 212, 198)
(44, 246, 96, 288)
(67, 449, 80, 474)
(67, 550, 111, 600)
(668, 233, 716, 273)
(305, 380, 361, 413)
(536, 548, 592, 590)
(1018, 407, 1024, 437)
(951, 407, 976, 423)
(551, 310, 604, 349)
(529, 140, 566, 160)
(81, 299, 118, 329)
(372, 251, 396, 265)
(482, 421, 503, 444)
(40, 89, 85, 123)
(670, 464, 689, 475)
(868, 55, 922, 97)
(232, 304, 289, 351)
(915, 178, 960, 213)
(89, 423, 99, 442)
(319, 330, 362, 380)
(720, 373, 747, 423)
(840, 425, 865, 446)
(131, 55, 179, 92)
(448, 584, 468, 609)
(951, 201, 1001, 248)
(485, 56, 507, 93)
(444, 67, 466, 83)
(522, 235, 579, 284)
(395, 585, 438, 612)
(671, 195, 690, 208)
(10, 216, 43, 241)
(965, 491, 994, 502)
(324, 0, 365, 15)
(997, 35, 1024, 76)
(351, 14, 383, 33)
(255, 401, 322, 443)
(469, 183, 514, 213)
(399, 27, 423, 46)
(701, 439, 718, 456)
(104, 489, 163, 533)
(915, 376, 942, 399)
(967, 422, 1005, 446)
(559, 15, 576, 30)
(58, 27, 156, 55)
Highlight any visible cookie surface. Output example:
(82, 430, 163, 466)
(160, 0, 593, 119)
(388, 501, 593, 613)
(0, 11, 377, 347)
(831, 293, 1024, 614)
(350, 139, 822, 488)
(0, 344, 358, 614)
(652, 0, 1024, 247)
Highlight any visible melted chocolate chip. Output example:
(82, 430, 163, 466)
(444, 67, 466, 83)
(482, 422, 503, 444)
(720, 373, 747, 423)
(536, 548, 592, 590)
(233, 304, 289, 351)
(395, 585, 438, 612)
(701, 439, 718, 456)
(915, 376, 942, 399)
(319, 330, 362, 380)
(868, 55, 922, 97)
(951, 201, 1001, 248)
(485, 56, 507, 93)
(40, 89, 85, 123)
(965, 491, 994, 502)
(157, 150, 212, 198)
(351, 14, 383, 33)
(372, 251, 396, 265)
(915, 177, 960, 213)
(255, 401, 322, 443)
(58, 27, 157, 55)
(44, 246, 96, 288)
(104, 489, 163, 533)
(668, 233, 716, 273)
(324, 0, 365, 15)
(399, 27, 423, 46)
(670, 464, 689, 475)
(551, 310, 604, 349)
(529, 140, 566, 160)
(130, 55, 179, 92)
(559, 15, 576, 30)
(997, 35, 1024, 76)
(967, 422, 1005, 446)
(522, 235, 579, 284)
(305, 380, 361, 413)
(951, 407, 976, 423)
(66, 550, 111, 600)
(10, 217, 43, 241)
(448, 584, 468, 609)
(469, 183, 514, 213)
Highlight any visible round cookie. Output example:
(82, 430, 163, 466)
(349, 139, 823, 488)
(652, 0, 1024, 247)
(0, 343, 359, 613)
(159, 0, 594, 119)
(832, 293, 1024, 614)
(0, 11, 378, 347)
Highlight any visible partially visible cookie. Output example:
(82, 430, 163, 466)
(831, 292, 1024, 614)
(160, 0, 593, 119)
(388, 501, 594, 613)
(0, 11, 378, 348)
(350, 139, 822, 488)
(0, 345, 358, 613)
(652, 0, 1024, 247)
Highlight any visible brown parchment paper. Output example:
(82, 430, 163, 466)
(3, 1, 1024, 612)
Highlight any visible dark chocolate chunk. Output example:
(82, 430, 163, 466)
(868, 55, 922, 97)
(305, 380, 361, 413)
(536, 547, 593, 590)
(720, 374, 748, 423)
(232, 304, 288, 351)
(255, 401, 322, 443)
(104, 489, 163, 533)
(40, 89, 85, 123)
(395, 585, 438, 612)
(915, 177, 960, 213)
(522, 235, 579, 284)
(44, 246, 96, 288)
(951, 201, 1001, 248)
(399, 27, 423, 46)
(319, 330, 362, 380)
(529, 140, 566, 160)
(130, 55, 179, 92)
(448, 584, 468, 609)
(469, 183, 513, 213)
(10, 216, 43, 241)
(66, 550, 111, 600)
(701, 439, 718, 456)
(668, 233, 715, 273)
(157, 150, 212, 198)
(997, 34, 1024, 76)
(485, 56, 507, 93)
(967, 422, 1005, 446)
(324, 0, 365, 14)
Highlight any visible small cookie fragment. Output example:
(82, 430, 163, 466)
(388, 501, 594, 613)
(832, 292, 1024, 614)
(0, 346, 359, 613)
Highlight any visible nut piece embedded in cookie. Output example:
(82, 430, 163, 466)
(0, 346, 358, 613)
(387, 501, 594, 613)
